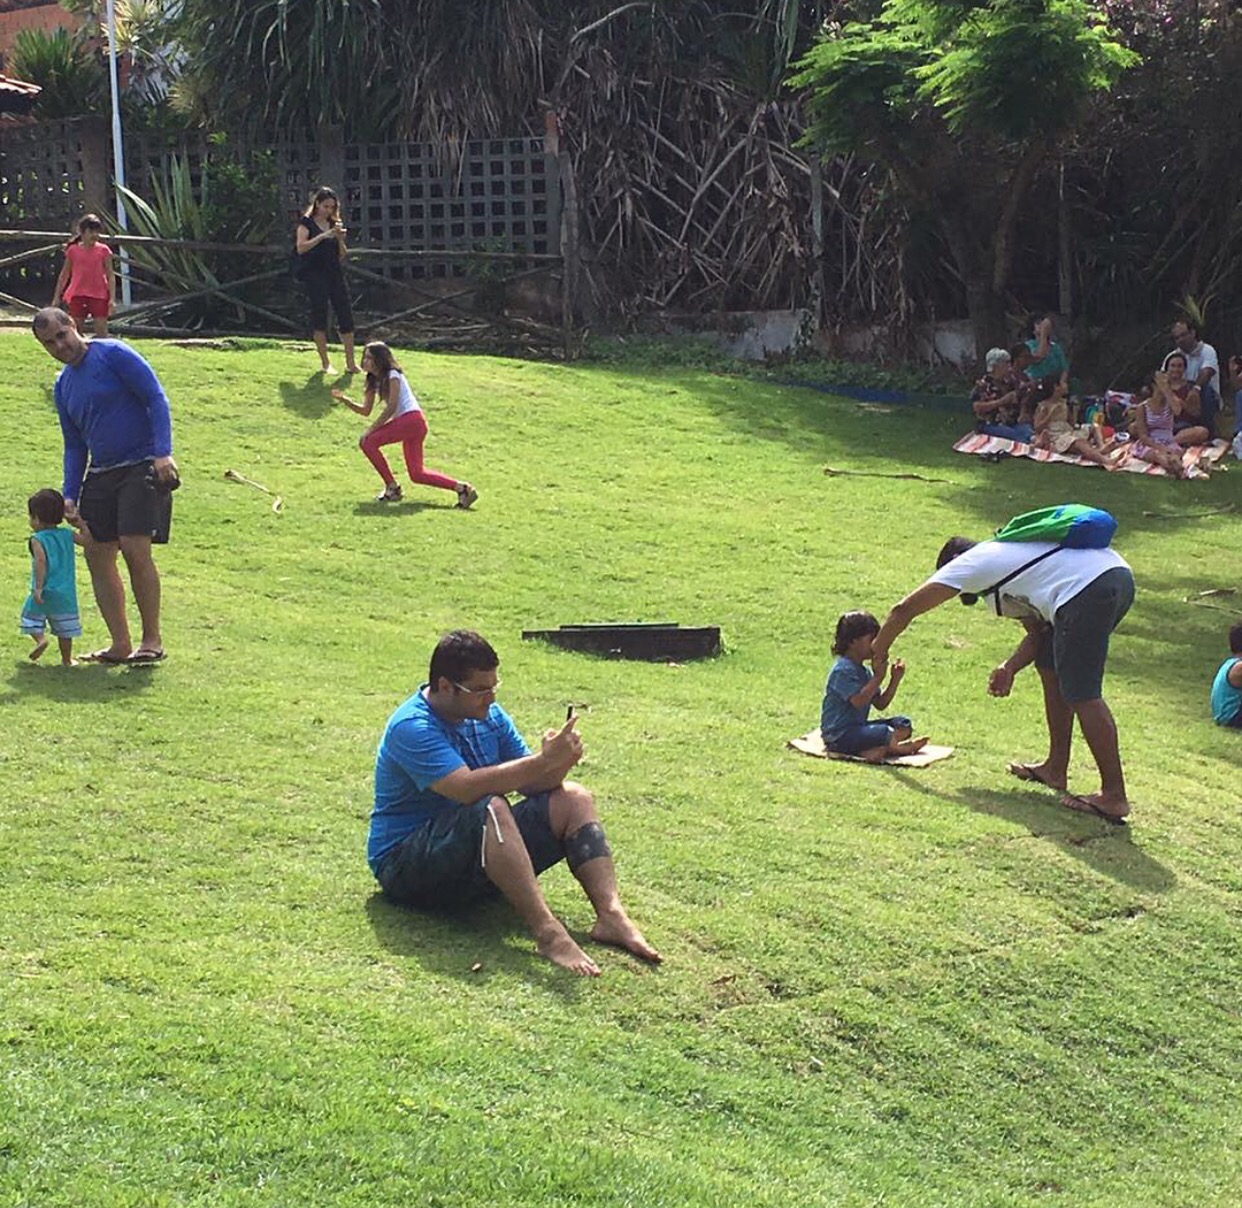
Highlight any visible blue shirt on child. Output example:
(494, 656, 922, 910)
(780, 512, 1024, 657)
(367, 687, 530, 874)
(1211, 657, 1242, 725)
(820, 656, 873, 742)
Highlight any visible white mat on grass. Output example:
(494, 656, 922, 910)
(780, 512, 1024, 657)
(788, 730, 955, 767)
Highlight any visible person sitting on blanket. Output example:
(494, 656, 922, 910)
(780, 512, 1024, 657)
(1028, 377, 1121, 470)
(1170, 318, 1220, 438)
(1025, 313, 1070, 387)
(1159, 351, 1213, 447)
(820, 611, 929, 762)
(1211, 621, 1242, 728)
(1008, 342, 1037, 423)
(971, 348, 1034, 443)
(1130, 365, 1189, 477)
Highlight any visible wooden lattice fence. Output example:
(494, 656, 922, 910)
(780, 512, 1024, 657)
(1, 121, 561, 281)
(0, 121, 572, 351)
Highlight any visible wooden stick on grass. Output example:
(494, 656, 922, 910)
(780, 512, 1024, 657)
(823, 465, 951, 484)
(224, 468, 283, 514)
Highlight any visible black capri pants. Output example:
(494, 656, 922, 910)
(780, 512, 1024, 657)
(304, 269, 354, 334)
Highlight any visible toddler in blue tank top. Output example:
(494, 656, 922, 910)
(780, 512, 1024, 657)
(20, 488, 84, 665)
(1211, 622, 1242, 728)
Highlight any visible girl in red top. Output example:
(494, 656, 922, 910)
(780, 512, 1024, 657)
(52, 214, 115, 336)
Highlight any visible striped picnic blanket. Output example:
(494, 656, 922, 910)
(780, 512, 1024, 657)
(953, 432, 1228, 478)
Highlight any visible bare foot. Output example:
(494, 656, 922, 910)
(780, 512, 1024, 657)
(893, 736, 930, 756)
(59, 658, 78, 668)
(535, 925, 601, 977)
(590, 910, 662, 964)
(1061, 792, 1130, 824)
(29, 637, 48, 662)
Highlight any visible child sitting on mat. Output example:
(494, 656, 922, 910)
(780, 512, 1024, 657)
(1028, 377, 1121, 469)
(820, 611, 928, 761)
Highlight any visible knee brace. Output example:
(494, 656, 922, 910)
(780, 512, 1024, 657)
(564, 821, 611, 871)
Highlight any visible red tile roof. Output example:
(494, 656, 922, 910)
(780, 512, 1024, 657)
(0, 74, 40, 96)
(0, 73, 40, 114)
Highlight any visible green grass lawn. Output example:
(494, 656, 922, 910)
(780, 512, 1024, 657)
(1, 332, 1240, 1207)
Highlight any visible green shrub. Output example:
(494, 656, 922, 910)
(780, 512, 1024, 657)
(10, 27, 106, 119)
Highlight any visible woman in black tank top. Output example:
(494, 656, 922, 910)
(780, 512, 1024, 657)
(294, 186, 359, 375)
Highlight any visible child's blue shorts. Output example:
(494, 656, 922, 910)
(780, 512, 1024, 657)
(20, 590, 82, 639)
(825, 715, 913, 755)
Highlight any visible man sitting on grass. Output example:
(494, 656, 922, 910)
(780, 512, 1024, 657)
(367, 630, 660, 976)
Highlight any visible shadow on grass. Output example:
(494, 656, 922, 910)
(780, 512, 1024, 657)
(351, 499, 441, 517)
(889, 770, 1177, 894)
(4, 659, 158, 703)
(363, 892, 588, 999)
(278, 373, 336, 419)
(643, 366, 1242, 542)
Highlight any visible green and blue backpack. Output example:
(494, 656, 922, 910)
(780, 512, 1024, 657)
(992, 504, 1117, 549)
(977, 504, 1117, 614)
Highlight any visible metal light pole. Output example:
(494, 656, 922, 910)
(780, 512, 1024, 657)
(106, 0, 131, 306)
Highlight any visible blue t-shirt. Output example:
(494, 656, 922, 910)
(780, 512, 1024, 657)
(367, 687, 530, 873)
(1211, 657, 1242, 725)
(54, 339, 174, 502)
(27, 527, 78, 612)
(820, 656, 873, 741)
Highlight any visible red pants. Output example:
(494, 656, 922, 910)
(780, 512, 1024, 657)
(360, 410, 458, 491)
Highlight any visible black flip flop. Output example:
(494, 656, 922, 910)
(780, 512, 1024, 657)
(1007, 762, 1060, 791)
(127, 649, 166, 665)
(1061, 794, 1128, 826)
(81, 649, 129, 665)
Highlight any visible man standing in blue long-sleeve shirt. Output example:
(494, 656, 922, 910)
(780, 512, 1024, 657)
(33, 307, 179, 664)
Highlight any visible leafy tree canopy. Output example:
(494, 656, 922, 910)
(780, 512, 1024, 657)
(792, 0, 1138, 152)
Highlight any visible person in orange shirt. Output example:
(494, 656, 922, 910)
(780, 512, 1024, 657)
(51, 214, 116, 336)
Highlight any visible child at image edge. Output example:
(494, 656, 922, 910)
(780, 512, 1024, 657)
(1211, 621, 1242, 728)
(820, 610, 929, 761)
(21, 489, 85, 666)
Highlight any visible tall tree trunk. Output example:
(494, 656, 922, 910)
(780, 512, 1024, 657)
(939, 207, 1005, 361)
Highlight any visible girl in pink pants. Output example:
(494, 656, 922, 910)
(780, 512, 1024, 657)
(332, 342, 478, 507)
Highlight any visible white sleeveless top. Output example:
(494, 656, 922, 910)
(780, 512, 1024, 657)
(388, 370, 421, 418)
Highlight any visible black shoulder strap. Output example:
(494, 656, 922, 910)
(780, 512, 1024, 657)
(981, 546, 1063, 616)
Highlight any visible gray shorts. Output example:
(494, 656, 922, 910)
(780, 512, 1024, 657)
(1036, 567, 1135, 703)
(376, 792, 564, 909)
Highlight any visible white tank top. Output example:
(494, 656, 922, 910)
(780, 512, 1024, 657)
(388, 370, 421, 418)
